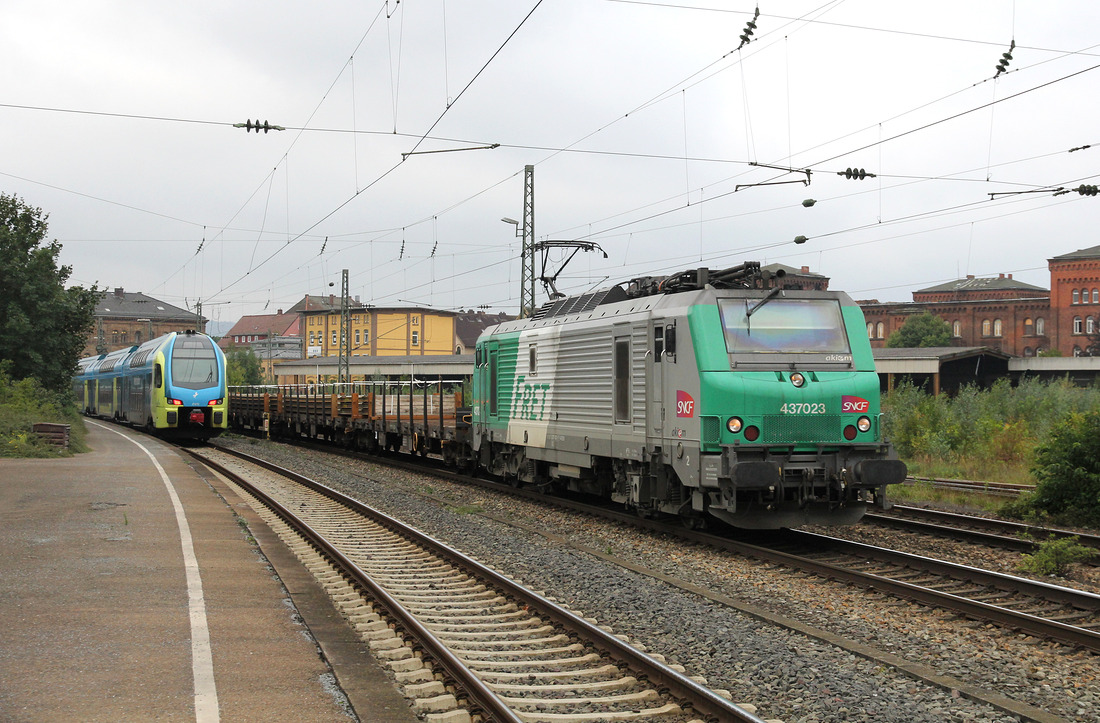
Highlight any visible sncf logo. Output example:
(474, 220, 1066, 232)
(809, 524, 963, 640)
(676, 390, 695, 418)
(842, 395, 870, 413)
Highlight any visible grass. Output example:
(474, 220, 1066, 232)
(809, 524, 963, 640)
(885, 478, 1010, 514)
(901, 454, 1037, 488)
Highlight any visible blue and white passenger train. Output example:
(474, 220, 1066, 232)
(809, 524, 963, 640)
(74, 330, 228, 440)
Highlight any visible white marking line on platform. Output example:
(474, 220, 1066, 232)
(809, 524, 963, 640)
(89, 421, 219, 722)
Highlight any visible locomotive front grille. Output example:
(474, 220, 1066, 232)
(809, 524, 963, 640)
(701, 415, 721, 445)
(763, 414, 841, 443)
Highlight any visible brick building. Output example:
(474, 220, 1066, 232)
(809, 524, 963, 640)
(82, 288, 203, 357)
(858, 243, 1100, 357)
(1049, 245, 1100, 356)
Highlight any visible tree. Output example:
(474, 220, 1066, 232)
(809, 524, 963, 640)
(226, 346, 264, 386)
(886, 313, 953, 348)
(0, 194, 99, 393)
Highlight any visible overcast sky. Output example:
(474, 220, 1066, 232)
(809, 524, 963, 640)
(4, 1, 1099, 327)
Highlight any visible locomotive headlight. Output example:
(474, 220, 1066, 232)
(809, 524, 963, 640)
(857, 416, 872, 433)
(726, 416, 743, 434)
(790, 372, 805, 388)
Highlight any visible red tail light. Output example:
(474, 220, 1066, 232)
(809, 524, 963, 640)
(168, 399, 183, 406)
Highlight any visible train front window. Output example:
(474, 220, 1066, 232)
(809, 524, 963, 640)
(718, 298, 850, 355)
(171, 341, 219, 389)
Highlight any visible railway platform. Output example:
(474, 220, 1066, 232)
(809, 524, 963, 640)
(0, 420, 416, 723)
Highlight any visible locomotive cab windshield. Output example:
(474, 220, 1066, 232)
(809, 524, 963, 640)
(170, 336, 220, 389)
(717, 294, 853, 368)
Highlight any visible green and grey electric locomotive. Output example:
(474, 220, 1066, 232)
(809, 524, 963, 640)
(471, 262, 906, 529)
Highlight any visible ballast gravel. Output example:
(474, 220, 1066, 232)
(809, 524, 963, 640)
(218, 438, 1099, 722)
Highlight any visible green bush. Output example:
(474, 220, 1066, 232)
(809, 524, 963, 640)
(1023, 410, 1100, 527)
(882, 377, 1100, 489)
(1019, 536, 1096, 576)
(0, 365, 86, 457)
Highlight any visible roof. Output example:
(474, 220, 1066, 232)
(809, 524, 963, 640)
(873, 346, 1012, 362)
(916, 276, 1046, 294)
(273, 354, 474, 378)
(286, 294, 458, 317)
(1050, 244, 1100, 261)
(222, 312, 297, 338)
(454, 310, 513, 349)
(873, 346, 1012, 375)
(95, 289, 196, 321)
(286, 295, 368, 314)
(219, 312, 299, 349)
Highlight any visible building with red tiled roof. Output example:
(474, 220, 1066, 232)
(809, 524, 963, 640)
(218, 310, 299, 351)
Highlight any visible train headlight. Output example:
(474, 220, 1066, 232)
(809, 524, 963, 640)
(726, 417, 743, 434)
(857, 416, 872, 433)
(790, 372, 805, 388)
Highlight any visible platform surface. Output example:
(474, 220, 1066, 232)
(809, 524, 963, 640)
(0, 421, 416, 722)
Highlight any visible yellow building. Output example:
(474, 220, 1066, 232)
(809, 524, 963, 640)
(289, 295, 458, 359)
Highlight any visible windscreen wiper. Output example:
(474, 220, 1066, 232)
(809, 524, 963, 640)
(745, 287, 782, 318)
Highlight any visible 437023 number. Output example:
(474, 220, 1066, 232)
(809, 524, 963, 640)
(779, 402, 826, 414)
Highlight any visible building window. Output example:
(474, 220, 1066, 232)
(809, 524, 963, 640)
(411, 330, 420, 346)
(1094, 289, 1099, 304)
(1036, 317, 1045, 336)
(867, 322, 874, 339)
(875, 322, 884, 339)
(1024, 318, 1033, 335)
(1073, 289, 1080, 304)
(363, 329, 370, 345)
(1084, 288, 1091, 303)
(1089, 316, 1096, 335)
(1074, 345, 1083, 357)
(135, 331, 142, 344)
(355, 329, 360, 345)
(332, 332, 337, 345)
(981, 319, 992, 336)
(1074, 316, 1083, 334)
(120, 331, 127, 344)
(1024, 347, 1033, 357)
(952, 320, 961, 337)
(993, 319, 1002, 337)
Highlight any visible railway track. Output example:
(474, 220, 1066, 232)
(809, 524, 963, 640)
(866, 505, 1100, 559)
(220, 436, 1100, 654)
(757, 529, 1100, 652)
(185, 445, 769, 723)
(903, 475, 1035, 497)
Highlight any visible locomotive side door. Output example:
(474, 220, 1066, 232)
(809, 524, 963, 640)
(647, 319, 666, 442)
